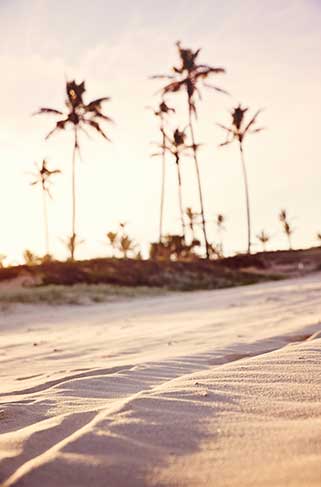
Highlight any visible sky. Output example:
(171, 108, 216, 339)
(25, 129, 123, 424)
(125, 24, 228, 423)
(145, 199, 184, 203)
(0, 0, 320, 262)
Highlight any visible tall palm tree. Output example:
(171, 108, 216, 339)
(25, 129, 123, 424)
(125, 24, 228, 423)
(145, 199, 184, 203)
(279, 209, 294, 250)
(152, 41, 227, 258)
(257, 229, 270, 252)
(30, 159, 61, 256)
(153, 128, 189, 239)
(34, 80, 112, 260)
(150, 101, 175, 243)
(218, 104, 263, 254)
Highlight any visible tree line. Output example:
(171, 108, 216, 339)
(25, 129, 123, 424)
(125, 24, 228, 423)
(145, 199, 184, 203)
(3, 41, 318, 266)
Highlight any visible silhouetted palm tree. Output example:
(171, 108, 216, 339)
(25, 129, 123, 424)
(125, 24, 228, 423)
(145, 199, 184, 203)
(62, 234, 85, 261)
(153, 42, 226, 258)
(215, 213, 226, 254)
(317, 233, 321, 245)
(218, 104, 263, 254)
(150, 101, 175, 243)
(257, 230, 270, 251)
(279, 209, 294, 249)
(153, 128, 190, 239)
(29, 159, 61, 256)
(107, 231, 118, 257)
(34, 80, 112, 260)
(185, 207, 200, 242)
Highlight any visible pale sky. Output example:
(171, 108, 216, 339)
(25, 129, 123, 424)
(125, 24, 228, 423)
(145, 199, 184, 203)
(1, 0, 320, 262)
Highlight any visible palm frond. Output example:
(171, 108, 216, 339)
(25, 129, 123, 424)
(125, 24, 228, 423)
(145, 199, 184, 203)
(45, 119, 68, 139)
(86, 97, 110, 111)
(244, 109, 263, 134)
(34, 108, 63, 116)
(85, 119, 110, 141)
(203, 83, 230, 95)
(219, 139, 233, 147)
(217, 123, 233, 133)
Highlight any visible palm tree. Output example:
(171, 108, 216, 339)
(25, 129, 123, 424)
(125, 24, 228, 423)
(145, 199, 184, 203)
(150, 101, 175, 243)
(29, 159, 61, 256)
(257, 230, 270, 252)
(152, 41, 227, 258)
(62, 234, 85, 261)
(153, 128, 190, 239)
(119, 234, 137, 259)
(279, 209, 294, 250)
(185, 207, 200, 242)
(107, 231, 118, 257)
(216, 213, 226, 255)
(34, 80, 112, 260)
(218, 104, 264, 254)
(317, 233, 321, 245)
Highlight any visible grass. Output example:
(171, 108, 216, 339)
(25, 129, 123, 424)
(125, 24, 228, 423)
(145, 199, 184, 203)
(0, 283, 165, 306)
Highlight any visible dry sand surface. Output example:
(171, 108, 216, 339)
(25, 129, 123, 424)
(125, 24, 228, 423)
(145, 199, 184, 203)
(1, 273, 321, 486)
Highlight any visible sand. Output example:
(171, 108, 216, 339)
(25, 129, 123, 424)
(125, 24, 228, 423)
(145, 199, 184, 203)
(0, 272, 321, 486)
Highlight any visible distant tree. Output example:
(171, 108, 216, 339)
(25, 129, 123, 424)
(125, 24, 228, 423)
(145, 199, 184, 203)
(218, 104, 264, 254)
(62, 234, 85, 261)
(208, 242, 223, 260)
(23, 249, 41, 266)
(215, 213, 226, 255)
(279, 209, 294, 250)
(150, 234, 199, 261)
(0, 255, 6, 268)
(185, 207, 200, 243)
(257, 230, 270, 251)
(119, 234, 137, 259)
(106, 231, 118, 257)
(34, 80, 112, 261)
(153, 41, 227, 258)
(153, 128, 190, 239)
(29, 159, 60, 257)
(149, 101, 175, 243)
(317, 233, 321, 245)
(106, 223, 138, 259)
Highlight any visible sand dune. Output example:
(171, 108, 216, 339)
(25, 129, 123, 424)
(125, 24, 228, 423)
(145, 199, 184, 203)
(1, 273, 321, 486)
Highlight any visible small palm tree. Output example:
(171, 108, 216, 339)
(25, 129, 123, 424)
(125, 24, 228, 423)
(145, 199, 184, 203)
(185, 207, 200, 242)
(23, 249, 41, 266)
(215, 213, 226, 255)
(218, 104, 264, 254)
(279, 209, 294, 250)
(153, 128, 190, 238)
(107, 231, 118, 257)
(317, 233, 321, 245)
(152, 42, 227, 258)
(119, 234, 137, 259)
(34, 80, 112, 260)
(29, 159, 61, 256)
(150, 101, 175, 243)
(257, 230, 270, 252)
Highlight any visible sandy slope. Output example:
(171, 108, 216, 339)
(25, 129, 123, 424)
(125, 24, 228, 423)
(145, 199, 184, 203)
(0, 273, 321, 486)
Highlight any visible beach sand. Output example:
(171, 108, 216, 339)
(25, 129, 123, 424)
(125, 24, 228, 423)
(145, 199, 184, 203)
(1, 273, 321, 486)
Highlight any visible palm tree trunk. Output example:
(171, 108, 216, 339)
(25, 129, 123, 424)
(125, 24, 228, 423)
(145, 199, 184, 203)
(71, 127, 78, 260)
(239, 142, 251, 254)
(42, 189, 49, 256)
(159, 125, 166, 243)
(188, 104, 209, 258)
(176, 157, 185, 239)
(288, 234, 292, 250)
